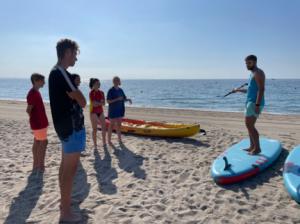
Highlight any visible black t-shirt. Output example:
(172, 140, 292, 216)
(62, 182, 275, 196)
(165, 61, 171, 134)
(48, 67, 84, 140)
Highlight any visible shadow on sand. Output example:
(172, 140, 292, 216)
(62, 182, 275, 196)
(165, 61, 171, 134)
(219, 148, 289, 200)
(164, 137, 210, 148)
(112, 143, 146, 180)
(94, 146, 118, 195)
(121, 132, 210, 148)
(4, 171, 44, 224)
(70, 161, 91, 223)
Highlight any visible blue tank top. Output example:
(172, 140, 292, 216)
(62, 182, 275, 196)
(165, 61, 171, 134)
(246, 74, 265, 106)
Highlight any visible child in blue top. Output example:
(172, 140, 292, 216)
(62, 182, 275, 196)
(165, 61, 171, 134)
(107, 76, 132, 145)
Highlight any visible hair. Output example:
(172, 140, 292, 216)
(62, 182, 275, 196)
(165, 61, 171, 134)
(56, 38, 80, 60)
(71, 73, 80, 85)
(31, 73, 45, 84)
(71, 73, 80, 80)
(113, 76, 120, 83)
(89, 78, 100, 89)
(245, 55, 257, 62)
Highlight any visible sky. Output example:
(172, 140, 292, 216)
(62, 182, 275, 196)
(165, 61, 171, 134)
(0, 0, 299, 79)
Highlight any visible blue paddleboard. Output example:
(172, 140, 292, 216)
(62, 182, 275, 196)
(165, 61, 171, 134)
(283, 145, 300, 203)
(211, 138, 282, 184)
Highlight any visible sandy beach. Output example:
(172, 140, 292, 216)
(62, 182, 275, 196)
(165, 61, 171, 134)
(0, 99, 300, 224)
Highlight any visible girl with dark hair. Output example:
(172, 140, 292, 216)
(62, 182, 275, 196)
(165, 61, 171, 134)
(89, 78, 106, 148)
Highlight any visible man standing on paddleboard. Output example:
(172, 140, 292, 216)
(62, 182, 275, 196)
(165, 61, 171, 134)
(233, 55, 265, 155)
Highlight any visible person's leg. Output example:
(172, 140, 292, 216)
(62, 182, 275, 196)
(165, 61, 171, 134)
(59, 151, 64, 192)
(99, 113, 107, 146)
(245, 116, 261, 155)
(59, 152, 81, 221)
(244, 117, 255, 152)
(34, 129, 48, 171)
(252, 124, 261, 154)
(116, 118, 122, 142)
(90, 113, 98, 149)
(32, 138, 39, 170)
(37, 139, 47, 171)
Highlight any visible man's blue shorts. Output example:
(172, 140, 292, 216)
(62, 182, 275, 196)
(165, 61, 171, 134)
(245, 102, 264, 118)
(61, 128, 86, 154)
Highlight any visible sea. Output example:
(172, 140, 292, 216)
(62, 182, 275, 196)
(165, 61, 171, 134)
(0, 78, 299, 115)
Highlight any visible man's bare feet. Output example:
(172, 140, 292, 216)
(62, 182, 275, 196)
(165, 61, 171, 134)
(243, 147, 254, 152)
(248, 148, 261, 155)
(59, 211, 82, 223)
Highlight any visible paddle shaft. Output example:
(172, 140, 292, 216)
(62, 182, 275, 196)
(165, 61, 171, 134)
(223, 83, 248, 97)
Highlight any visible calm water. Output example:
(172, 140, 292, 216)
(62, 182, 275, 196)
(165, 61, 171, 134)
(0, 78, 299, 114)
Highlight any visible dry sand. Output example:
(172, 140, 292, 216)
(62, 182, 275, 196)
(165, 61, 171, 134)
(0, 100, 299, 224)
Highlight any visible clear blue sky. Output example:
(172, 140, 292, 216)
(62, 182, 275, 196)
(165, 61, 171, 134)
(0, 0, 299, 79)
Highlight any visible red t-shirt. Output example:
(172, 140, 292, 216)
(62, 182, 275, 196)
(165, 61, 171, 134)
(89, 90, 105, 114)
(27, 88, 49, 130)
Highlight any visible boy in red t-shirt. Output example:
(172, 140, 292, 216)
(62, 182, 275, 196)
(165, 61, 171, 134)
(26, 73, 49, 172)
(89, 78, 106, 148)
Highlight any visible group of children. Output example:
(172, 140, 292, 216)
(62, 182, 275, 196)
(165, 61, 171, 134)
(88, 75, 132, 149)
(26, 74, 131, 172)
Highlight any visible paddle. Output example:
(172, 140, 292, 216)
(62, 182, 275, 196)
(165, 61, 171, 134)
(223, 83, 248, 98)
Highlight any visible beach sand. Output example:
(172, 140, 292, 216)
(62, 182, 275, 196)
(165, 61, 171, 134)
(0, 99, 299, 224)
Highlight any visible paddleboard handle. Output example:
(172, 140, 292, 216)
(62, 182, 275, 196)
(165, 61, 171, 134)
(200, 129, 206, 135)
(223, 156, 232, 170)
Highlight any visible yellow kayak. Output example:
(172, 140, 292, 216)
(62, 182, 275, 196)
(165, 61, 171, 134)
(103, 118, 200, 138)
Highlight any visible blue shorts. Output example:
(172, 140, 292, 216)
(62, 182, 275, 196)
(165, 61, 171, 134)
(245, 102, 264, 118)
(61, 128, 86, 154)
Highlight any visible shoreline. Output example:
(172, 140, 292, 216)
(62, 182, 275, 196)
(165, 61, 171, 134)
(0, 99, 299, 117)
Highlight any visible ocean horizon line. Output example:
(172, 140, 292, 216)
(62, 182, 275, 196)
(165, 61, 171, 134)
(0, 77, 299, 81)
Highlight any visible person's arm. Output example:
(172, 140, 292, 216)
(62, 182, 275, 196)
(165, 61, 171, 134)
(122, 89, 132, 104)
(26, 91, 36, 115)
(57, 68, 87, 108)
(107, 97, 123, 104)
(67, 90, 87, 108)
(90, 92, 102, 107)
(93, 101, 102, 107)
(26, 105, 33, 115)
(101, 92, 106, 106)
(126, 98, 132, 104)
(254, 71, 265, 111)
(106, 89, 123, 104)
